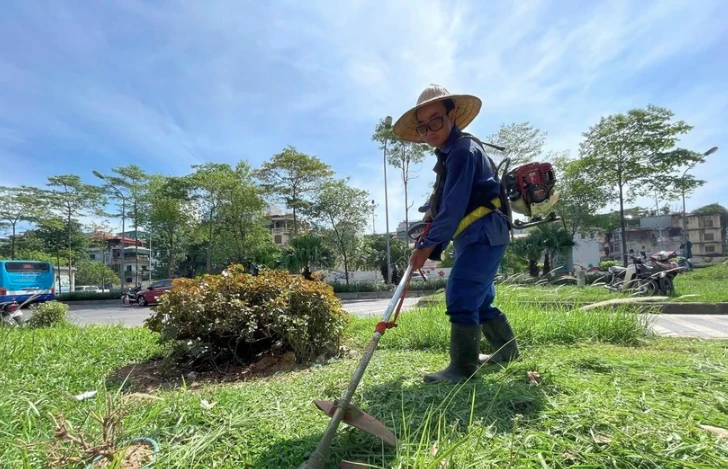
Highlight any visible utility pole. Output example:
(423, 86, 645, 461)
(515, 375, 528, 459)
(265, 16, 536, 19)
(383, 116, 392, 284)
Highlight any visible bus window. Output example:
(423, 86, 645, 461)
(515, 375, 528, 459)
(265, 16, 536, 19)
(4, 262, 51, 273)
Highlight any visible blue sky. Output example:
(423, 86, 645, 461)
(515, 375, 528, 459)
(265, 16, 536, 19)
(1, 0, 727, 234)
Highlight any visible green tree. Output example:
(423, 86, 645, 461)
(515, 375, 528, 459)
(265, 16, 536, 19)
(147, 175, 195, 278)
(372, 117, 429, 245)
(75, 260, 118, 288)
(93, 165, 150, 285)
(305, 178, 373, 284)
(578, 105, 699, 265)
(510, 234, 545, 277)
(535, 224, 577, 276)
(359, 234, 410, 284)
(44, 175, 105, 278)
(552, 155, 610, 237)
(255, 146, 334, 234)
(187, 163, 238, 273)
(216, 161, 273, 268)
(280, 234, 336, 280)
(0, 186, 45, 259)
(486, 122, 547, 167)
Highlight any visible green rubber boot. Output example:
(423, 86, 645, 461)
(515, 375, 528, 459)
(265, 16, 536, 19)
(478, 314, 520, 364)
(424, 323, 480, 384)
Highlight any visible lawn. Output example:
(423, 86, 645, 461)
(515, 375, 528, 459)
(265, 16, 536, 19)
(1, 304, 727, 468)
(424, 261, 728, 305)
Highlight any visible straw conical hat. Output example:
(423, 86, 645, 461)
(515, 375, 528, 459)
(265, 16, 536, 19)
(392, 84, 482, 143)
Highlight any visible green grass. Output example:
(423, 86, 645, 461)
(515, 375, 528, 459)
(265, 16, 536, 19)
(2, 308, 727, 468)
(425, 261, 728, 305)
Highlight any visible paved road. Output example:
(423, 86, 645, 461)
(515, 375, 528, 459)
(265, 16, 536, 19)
(64, 300, 728, 339)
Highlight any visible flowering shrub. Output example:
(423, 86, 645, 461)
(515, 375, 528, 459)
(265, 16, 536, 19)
(145, 265, 350, 366)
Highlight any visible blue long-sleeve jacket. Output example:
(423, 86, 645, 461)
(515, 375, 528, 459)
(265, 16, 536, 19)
(416, 126, 510, 258)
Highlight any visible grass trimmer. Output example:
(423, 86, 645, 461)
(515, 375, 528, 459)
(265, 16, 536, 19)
(298, 225, 431, 469)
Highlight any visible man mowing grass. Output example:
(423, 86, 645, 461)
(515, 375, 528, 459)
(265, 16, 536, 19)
(393, 84, 519, 384)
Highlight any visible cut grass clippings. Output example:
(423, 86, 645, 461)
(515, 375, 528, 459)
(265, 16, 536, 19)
(1, 308, 727, 468)
(424, 260, 728, 305)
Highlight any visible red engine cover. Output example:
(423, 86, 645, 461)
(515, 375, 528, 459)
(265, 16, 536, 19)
(513, 163, 556, 203)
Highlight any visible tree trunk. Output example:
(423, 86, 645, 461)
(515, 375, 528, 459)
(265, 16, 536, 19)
(67, 212, 73, 285)
(618, 182, 627, 267)
(543, 252, 552, 276)
(528, 258, 539, 277)
(56, 250, 62, 295)
(207, 210, 214, 273)
(11, 222, 16, 259)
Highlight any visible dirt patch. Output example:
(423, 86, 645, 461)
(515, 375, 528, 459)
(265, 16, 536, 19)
(95, 442, 154, 469)
(106, 351, 301, 393)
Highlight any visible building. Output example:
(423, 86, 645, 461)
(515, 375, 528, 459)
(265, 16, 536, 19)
(605, 211, 726, 260)
(86, 231, 151, 286)
(675, 212, 725, 256)
(265, 205, 308, 247)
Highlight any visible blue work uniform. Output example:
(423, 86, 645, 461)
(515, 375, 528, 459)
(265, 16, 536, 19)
(416, 126, 510, 326)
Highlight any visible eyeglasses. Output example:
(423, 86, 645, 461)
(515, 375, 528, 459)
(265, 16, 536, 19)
(416, 116, 445, 137)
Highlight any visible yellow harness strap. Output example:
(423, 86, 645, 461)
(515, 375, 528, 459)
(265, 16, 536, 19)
(452, 197, 502, 239)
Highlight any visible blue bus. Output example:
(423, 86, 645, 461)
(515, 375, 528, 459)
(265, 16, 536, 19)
(0, 260, 56, 304)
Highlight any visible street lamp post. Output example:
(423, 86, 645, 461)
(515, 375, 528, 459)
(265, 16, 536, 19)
(383, 116, 393, 284)
(680, 146, 718, 260)
(371, 200, 376, 234)
(93, 171, 126, 288)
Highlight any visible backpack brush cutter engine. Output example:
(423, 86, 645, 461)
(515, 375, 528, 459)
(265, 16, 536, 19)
(487, 142, 561, 230)
(298, 144, 561, 469)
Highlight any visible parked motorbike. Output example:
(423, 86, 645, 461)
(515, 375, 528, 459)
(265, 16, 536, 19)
(604, 250, 683, 296)
(1, 301, 24, 327)
(121, 285, 142, 305)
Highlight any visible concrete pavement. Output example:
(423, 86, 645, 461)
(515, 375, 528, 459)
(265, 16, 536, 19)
(63, 300, 728, 339)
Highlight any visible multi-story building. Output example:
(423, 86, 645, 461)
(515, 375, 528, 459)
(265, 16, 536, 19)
(265, 205, 308, 247)
(674, 212, 725, 256)
(87, 231, 152, 286)
(606, 211, 726, 260)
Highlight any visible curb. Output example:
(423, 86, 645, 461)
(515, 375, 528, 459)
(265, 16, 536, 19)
(415, 298, 728, 315)
(60, 299, 122, 306)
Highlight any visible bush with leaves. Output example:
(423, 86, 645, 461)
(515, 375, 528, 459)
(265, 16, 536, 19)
(599, 260, 619, 270)
(27, 301, 69, 328)
(145, 265, 350, 367)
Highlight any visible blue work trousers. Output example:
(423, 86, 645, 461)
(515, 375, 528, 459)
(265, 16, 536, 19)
(445, 239, 508, 326)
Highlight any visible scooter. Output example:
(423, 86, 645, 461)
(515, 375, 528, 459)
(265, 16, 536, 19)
(1, 301, 24, 327)
(605, 250, 683, 296)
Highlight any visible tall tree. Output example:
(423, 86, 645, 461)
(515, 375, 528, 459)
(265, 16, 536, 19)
(44, 175, 105, 278)
(147, 175, 195, 278)
(552, 155, 610, 237)
(187, 162, 237, 273)
(486, 122, 547, 167)
(0, 186, 45, 259)
(305, 178, 373, 284)
(372, 117, 429, 245)
(578, 105, 699, 265)
(93, 165, 149, 285)
(217, 161, 272, 267)
(255, 146, 334, 234)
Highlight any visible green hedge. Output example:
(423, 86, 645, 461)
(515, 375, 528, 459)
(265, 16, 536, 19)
(329, 278, 448, 293)
(57, 291, 121, 301)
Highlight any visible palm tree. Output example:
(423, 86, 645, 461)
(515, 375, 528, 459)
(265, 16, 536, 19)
(280, 234, 335, 280)
(510, 235, 545, 278)
(536, 225, 577, 276)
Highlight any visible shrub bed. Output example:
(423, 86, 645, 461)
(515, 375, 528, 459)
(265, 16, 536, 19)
(146, 266, 350, 368)
(26, 301, 69, 328)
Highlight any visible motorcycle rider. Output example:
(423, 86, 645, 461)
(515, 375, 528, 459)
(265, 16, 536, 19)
(393, 84, 519, 384)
